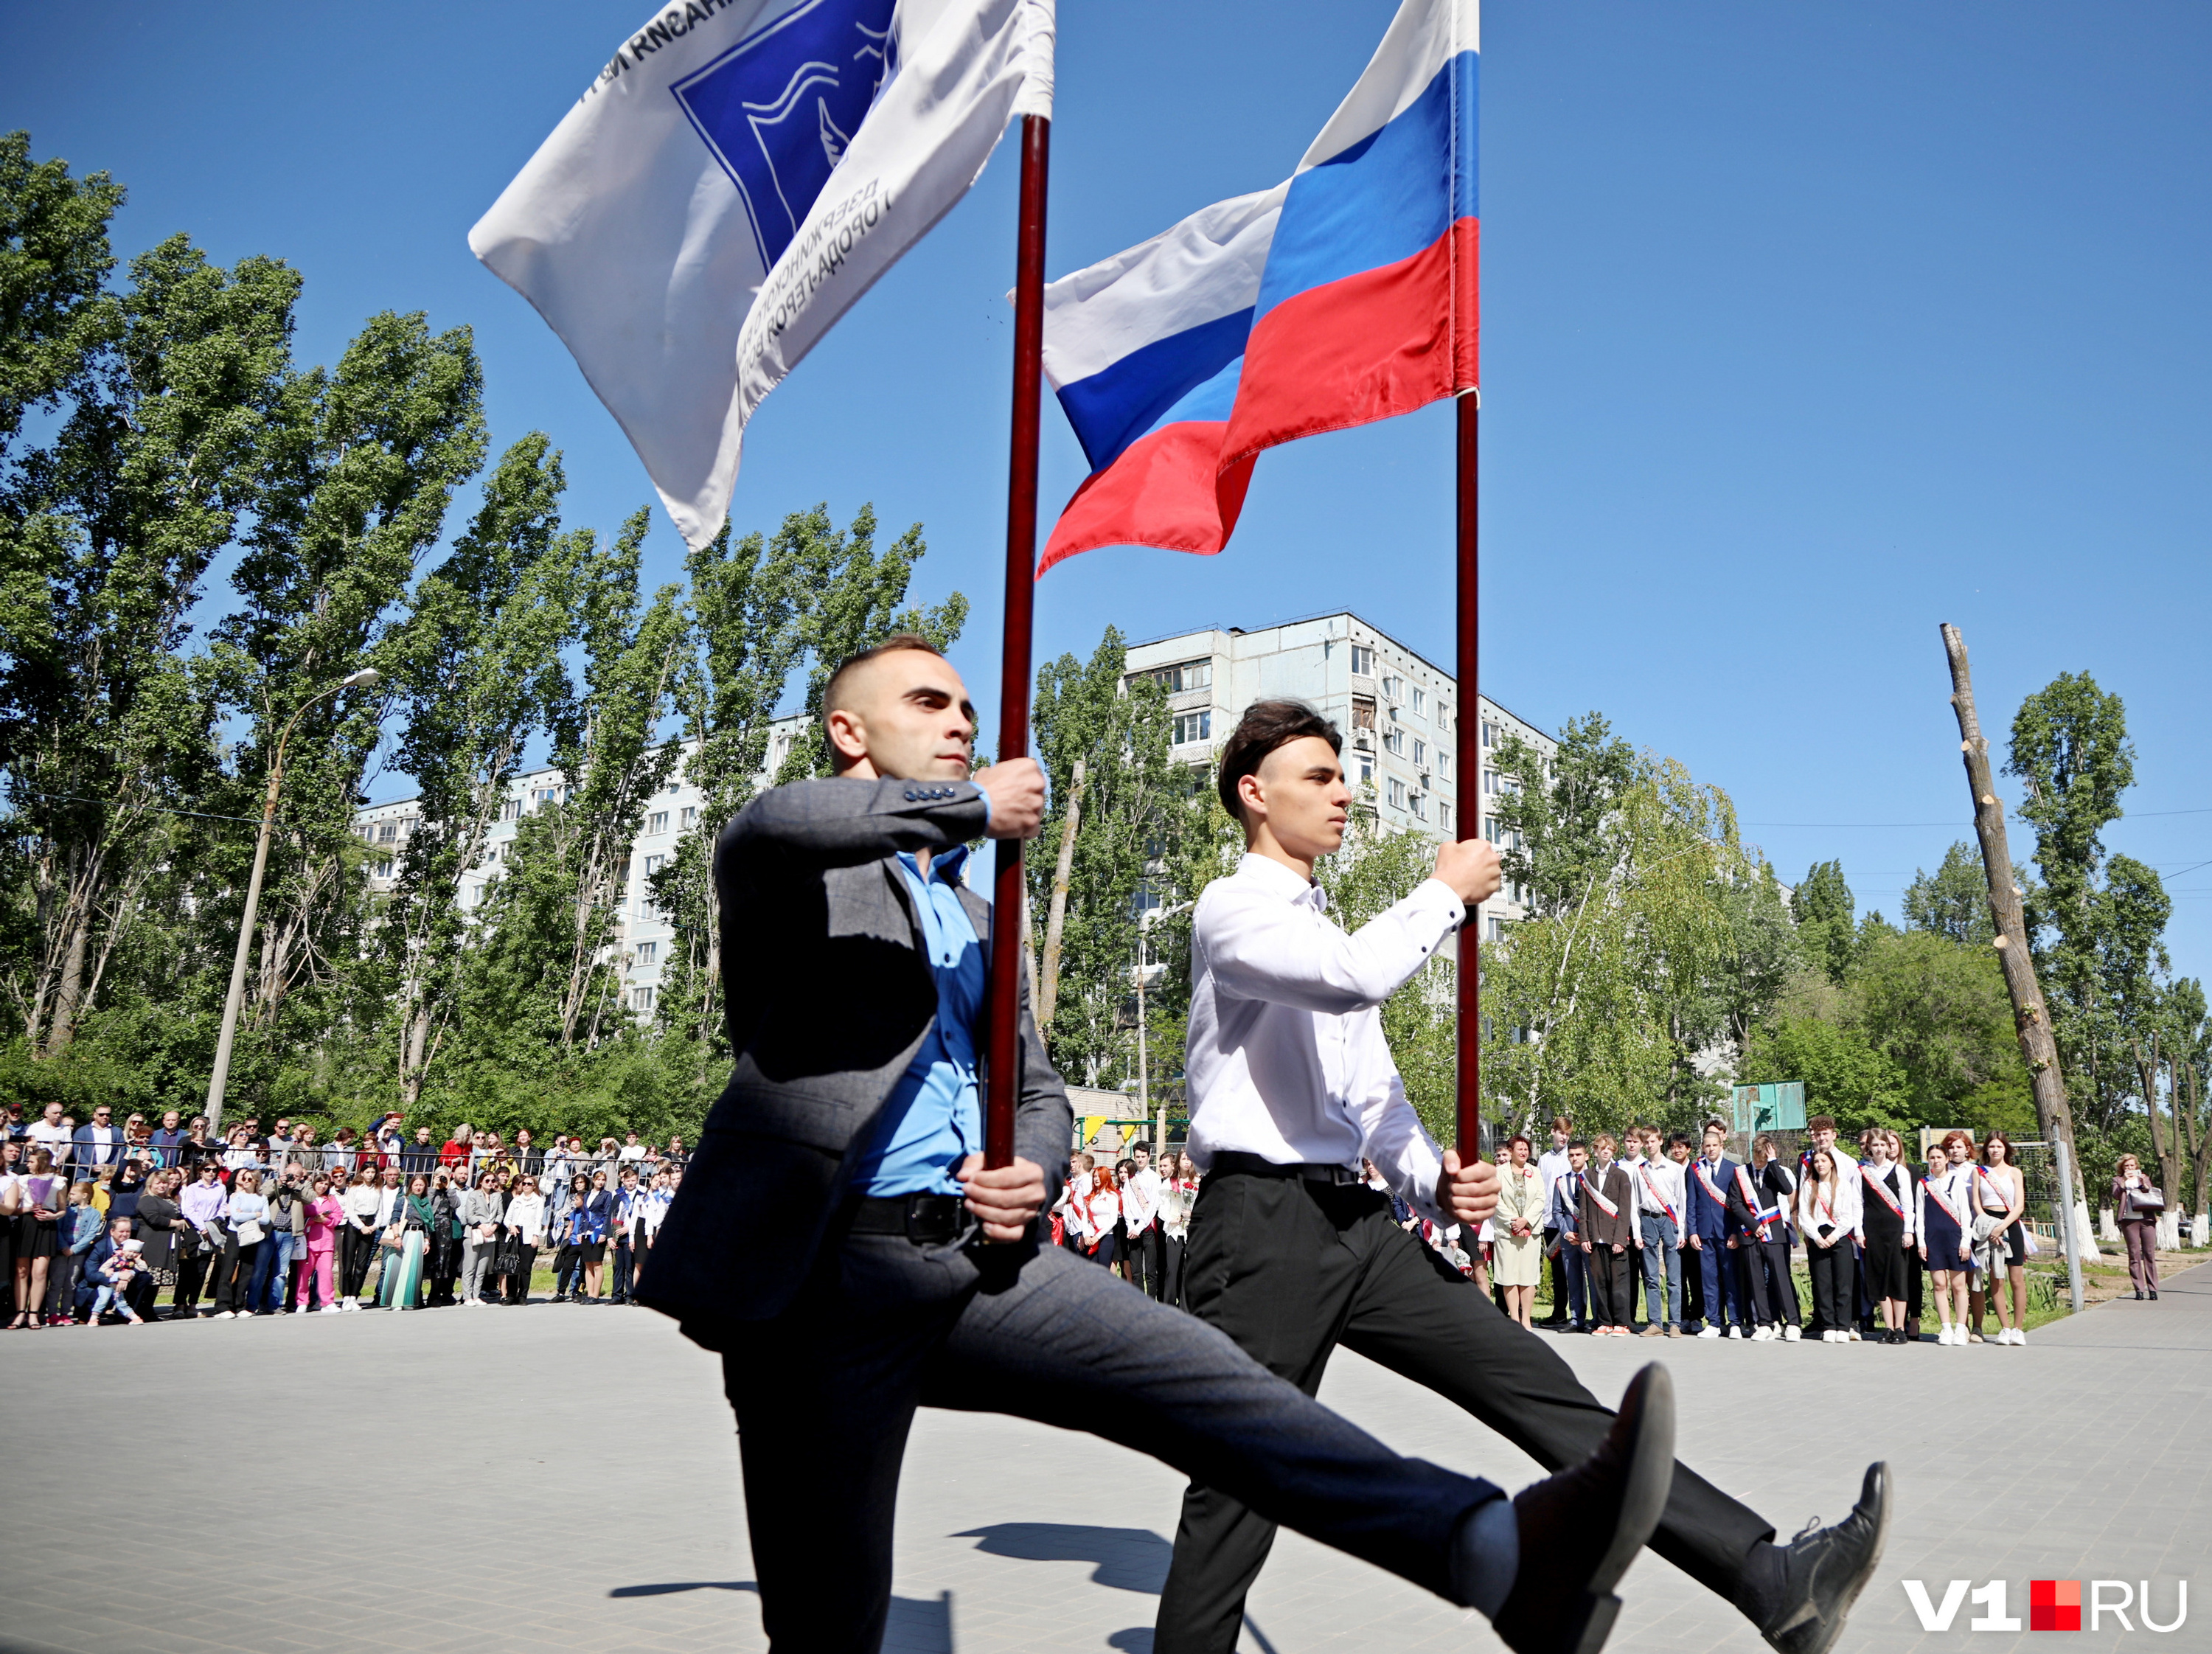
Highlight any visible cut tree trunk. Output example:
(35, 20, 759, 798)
(1037, 757, 1084, 1029)
(1940, 623, 2099, 1254)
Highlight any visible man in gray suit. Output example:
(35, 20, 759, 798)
(641, 635, 1677, 1654)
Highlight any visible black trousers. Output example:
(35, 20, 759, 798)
(1740, 1237, 1799, 1326)
(1586, 1243, 1631, 1327)
(173, 1246, 212, 1315)
(1806, 1241, 1854, 1330)
(338, 1226, 375, 1299)
(724, 1228, 1492, 1654)
(1162, 1172, 1775, 1654)
(212, 1237, 261, 1312)
(1160, 1234, 1189, 1309)
(507, 1243, 537, 1303)
(1129, 1223, 1164, 1298)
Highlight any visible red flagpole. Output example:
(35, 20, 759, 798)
(985, 114, 1050, 1170)
(1454, 389, 1480, 1161)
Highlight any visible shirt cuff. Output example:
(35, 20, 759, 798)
(1408, 877, 1467, 937)
(1392, 1135, 1449, 1228)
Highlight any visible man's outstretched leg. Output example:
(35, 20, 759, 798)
(919, 1240, 1674, 1654)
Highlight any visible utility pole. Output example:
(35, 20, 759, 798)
(204, 668, 380, 1136)
(1938, 625, 2093, 1310)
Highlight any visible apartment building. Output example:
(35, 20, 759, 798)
(1123, 612, 1556, 942)
(352, 713, 811, 1018)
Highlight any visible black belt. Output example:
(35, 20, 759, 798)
(846, 1192, 966, 1245)
(1209, 1151, 1366, 1188)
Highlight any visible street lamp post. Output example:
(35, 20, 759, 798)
(204, 668, 380, 1136)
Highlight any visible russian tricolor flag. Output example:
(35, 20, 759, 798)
(1039, 0, 1476, 575)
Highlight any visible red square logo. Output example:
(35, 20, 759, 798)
(2031, 1580, 2081, 1631)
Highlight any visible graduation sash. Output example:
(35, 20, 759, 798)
(1862, 1164, 1906, 1220)
(1637, 1165, 1679, 1230)
(1734, 1163, 1784, 1241)
(1921, 1173, 1968, 1231)
(1973, 1164, 2017, 1214)
(1585, 1172, 1621, 1220)
(1692, 1159, 1731, 1223)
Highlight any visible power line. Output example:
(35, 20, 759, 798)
(1745, 805, 2212, 828)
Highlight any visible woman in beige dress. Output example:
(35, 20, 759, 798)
(1492, 1133, 1546, 1327)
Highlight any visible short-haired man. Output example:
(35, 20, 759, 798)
(642, 644, 1678, 1654)
(1161, 699, 1885, 1654)
(1534, 1116, 1574, 1327)
(1685, 1120, 1748, 1337)
(27, 1101, 71, 1167)
(1545, 1139, 1594, 1332)
(72, 1105, 125, 1172)
(1124, 1144, 1164, 1298)
(150, 1110, 186, 1167)
(1630, 1125, 1686, 1338)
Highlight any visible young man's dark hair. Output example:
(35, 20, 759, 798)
(1215, 698, 1342, 822)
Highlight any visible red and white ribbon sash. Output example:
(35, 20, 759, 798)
(1638, 1166, 1679, 1229)
(1921, 1173, 1968, 1230)
(1585, 1172, 1620, 1220)
(1861, 1164, 1906, 1220)
(1734, 1163, 1783, 1240)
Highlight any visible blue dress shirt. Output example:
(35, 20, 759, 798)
(852, 844, 985, 1197)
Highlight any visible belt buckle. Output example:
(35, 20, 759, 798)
(904, 1192, 953, 1243)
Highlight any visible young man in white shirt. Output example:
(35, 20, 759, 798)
(1534, 1117, 1574, 1327)
(1801, 1116, 1865, 1338)
(1123, 1144, 1164, 1299)
(1630, 1125, 1687, 1338)
(1161, 701, 1886, 1654)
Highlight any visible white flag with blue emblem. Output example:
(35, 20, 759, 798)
(470, 0, 1055, 549)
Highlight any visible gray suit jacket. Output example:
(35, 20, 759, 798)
(639, 776, 1071, 1347)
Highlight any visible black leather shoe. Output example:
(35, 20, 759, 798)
(2150, 1290, 2158, 1300)
(1757, 1463, 1891, 1654)
(1490, 1363, 1676, 1654)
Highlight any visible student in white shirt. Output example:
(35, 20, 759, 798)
(1533, 1118, 1575, 1327)
(1161, 701, 1886, 1654)
(1796, 1150, 1861, 1343)
(1628, 1125, 1686, 1338)
(1123, 1145, 1164, 1299)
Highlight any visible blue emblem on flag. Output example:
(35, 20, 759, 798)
(672, 0, 899, 271)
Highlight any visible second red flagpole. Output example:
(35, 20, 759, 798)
(1454, 390, 1481, 1161)
(985, 114, 1050, 1170)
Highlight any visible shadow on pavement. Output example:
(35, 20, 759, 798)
(953, 1523, 1173, 1593)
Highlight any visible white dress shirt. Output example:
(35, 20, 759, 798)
(1534, 1144, 1572, 1226)
(1123, 1166, 1161, 1234)
(1628, 1153, 1687, 1246)
(1186, 852, 1465, 1226)
(1796, 1171, 1862, 1246)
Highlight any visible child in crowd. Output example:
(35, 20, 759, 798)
(86, 1221, 147, 1325)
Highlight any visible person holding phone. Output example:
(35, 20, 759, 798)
(2112, 1153, 2163, 1300)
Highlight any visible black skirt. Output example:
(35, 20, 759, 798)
(1861, 1209, 1908, 1299)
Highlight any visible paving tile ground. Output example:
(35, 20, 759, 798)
(1, 1263, 2204, 1654)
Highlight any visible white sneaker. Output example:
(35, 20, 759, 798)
(2011, 1327, 2027, 1345)
(319, 1304, 342, 1315)
(212, 1310, 234, 1320)
(1941, 1325, 1959, 1345)
(1846, 1327, 1863, 1341)
(1751, 1324, 1775, 1341)
(1781, 1324, 1801, 1341)
(1696, 1326, 1722, 1338)
(1725, 1324, 1742, 1339)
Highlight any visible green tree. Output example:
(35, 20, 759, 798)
(1491, 712, 1638, 920)
(2007, 673, 2171, 1131)
(381, 434, 591, 1106)
(1790, 860, 1855, 986)
(1902, 840, 2006, 947)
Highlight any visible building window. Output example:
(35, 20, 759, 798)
(1487, 916, 1505, 942)
(1483, 816, 1500, 844)
(1482, 720, 1501, 748)
(1438, 803, 1451, 832)
(647, 810, 669, 835)
(644, 852, 668, 875)
(630, 986, 656, 1012)
(378, 821, 398, 842)
(1172, 710, 1212, 745)
(1388, 779, 1407, 808)
(1147, 659, 1213, 694)
(1413, 739, 1427, 769)
(1351, 695, 1376, 731)
(372, 859, 394, 880)
(1357, 756, 1374, 786)
(634, 940, 658, 965)
(1410, 793, 1427, 820)
(679, 805, 699, 828)
(1484, 769, 1500, 796)
(1439, 751, 1452, 775)
(1384, 728, 1404, 756)
(1411, 687, 1426, 716)
(1439, 701, 1451, 732)
(1350, 644, 1374, 677)
(1382, 673, 1404, 701)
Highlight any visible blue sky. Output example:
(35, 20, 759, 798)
(8, 1, 2211, 979)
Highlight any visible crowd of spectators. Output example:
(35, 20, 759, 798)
(0, 1100, 689, 1327)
